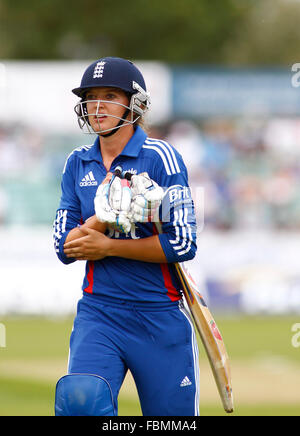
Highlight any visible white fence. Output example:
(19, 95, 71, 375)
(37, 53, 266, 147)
(0, 60, 172, 132)
(1, 227, 300, 316)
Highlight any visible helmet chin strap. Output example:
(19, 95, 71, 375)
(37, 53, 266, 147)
(99, 108, 131, 138)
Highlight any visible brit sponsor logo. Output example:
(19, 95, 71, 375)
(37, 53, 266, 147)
(80, 171, 98, 187)
(168, 186, 190, 203)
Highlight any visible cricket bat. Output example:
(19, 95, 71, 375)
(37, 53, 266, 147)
(175, 261, 234, 413)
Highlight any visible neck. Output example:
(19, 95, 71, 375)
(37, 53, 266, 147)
(99, 124, 135, 170)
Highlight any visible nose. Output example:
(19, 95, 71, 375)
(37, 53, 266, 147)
(96, 99, 106, 113)
(88, 99, 105, 114)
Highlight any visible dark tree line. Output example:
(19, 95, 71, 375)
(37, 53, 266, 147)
(0, 0, 299, 65)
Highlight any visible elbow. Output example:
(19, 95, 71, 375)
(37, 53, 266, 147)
(159, 233, 197, 263)
(182, 243, 197, 262)
(57, 251, 76, 265)
(53, 231, 76, 265)
(176, 240, 197, 263)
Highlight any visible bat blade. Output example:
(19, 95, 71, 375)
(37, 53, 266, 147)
(175, 262, 234, 413)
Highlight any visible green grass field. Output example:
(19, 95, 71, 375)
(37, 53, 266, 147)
(0, 315, 299, 416)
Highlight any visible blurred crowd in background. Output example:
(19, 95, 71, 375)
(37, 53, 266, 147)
(1, 116, 300, 231)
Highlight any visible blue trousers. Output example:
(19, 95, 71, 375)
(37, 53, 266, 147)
(68, 294, 200, 416)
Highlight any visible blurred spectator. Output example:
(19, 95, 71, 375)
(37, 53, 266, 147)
(166, 120, 205, 177)
(1, 116, 300, 230)
(0, 187, 8, 225)
(0, 124, 43, 179)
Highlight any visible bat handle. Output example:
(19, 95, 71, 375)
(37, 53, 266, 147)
(112, 166, 132, 182)
(123, 171, 132, 182)
(113, 166, 123, 178)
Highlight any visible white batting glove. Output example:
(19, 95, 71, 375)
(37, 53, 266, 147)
(128, 172, 164, 223)
(109, 176, 132, 212)
(94, 175, 132, 233)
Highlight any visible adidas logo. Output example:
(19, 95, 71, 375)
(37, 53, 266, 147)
(180, 376, 192, 387)
(80, 171, 98, 187)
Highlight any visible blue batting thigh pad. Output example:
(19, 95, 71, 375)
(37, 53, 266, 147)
(55, 373, 115, 416)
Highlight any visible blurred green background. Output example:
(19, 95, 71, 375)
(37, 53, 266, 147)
(0, 315, 299, 416)
(1, 0, 300, 417)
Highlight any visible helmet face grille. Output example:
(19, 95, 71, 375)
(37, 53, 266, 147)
(74, 99, 141, 135)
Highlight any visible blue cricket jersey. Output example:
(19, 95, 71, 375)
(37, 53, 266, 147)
(53, 126, 197, 303)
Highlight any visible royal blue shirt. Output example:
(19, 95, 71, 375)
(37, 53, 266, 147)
(53, 126, 197, 303)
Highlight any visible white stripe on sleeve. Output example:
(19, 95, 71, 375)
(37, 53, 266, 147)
(53, 209, 68, 252)
(145, 138, 181, 175)
(142, 144, 172, 175)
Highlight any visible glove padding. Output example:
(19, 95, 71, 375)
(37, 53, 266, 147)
(94, 175, 132, 233)
(128, 172, 164, 223)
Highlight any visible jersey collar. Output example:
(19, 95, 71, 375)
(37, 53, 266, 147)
(119, 126, 147, 157)
(79, 126, 147, 162)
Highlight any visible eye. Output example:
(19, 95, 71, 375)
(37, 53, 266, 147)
(85, 93, 96, 100)
(105, 93, 116, 100)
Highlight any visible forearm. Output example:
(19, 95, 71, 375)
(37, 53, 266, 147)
(65, 215, 107, 243)
(108, 235, 167, 263)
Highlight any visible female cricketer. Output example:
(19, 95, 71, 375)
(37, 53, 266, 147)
(53, 57, 200, 416)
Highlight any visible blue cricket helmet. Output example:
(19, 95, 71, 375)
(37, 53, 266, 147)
(72, 57, 147, 97)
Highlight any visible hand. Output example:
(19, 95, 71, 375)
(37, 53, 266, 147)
(128, 172, 164, 223)
(129, 194, 160, 222)
(94, 173, 132, 233)
(63, 227, 111, 261)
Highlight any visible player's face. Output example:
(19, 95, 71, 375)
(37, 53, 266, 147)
(85, 87, 130, 134)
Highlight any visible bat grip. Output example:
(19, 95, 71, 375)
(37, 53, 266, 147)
(123, 171, 132, 182)
(113, 166, 122, 179)
(112, 166, 132, 182)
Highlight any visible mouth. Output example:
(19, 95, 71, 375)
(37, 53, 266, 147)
(93, 115, 107, 124)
